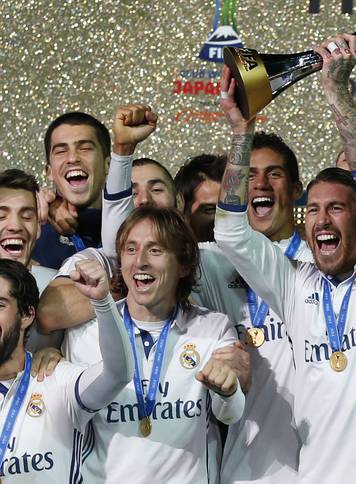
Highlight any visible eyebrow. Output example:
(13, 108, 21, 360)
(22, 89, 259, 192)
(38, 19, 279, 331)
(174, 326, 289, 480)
(306, 200, 347, 208)
(125, 239, 161, 247)
(51, 139, 97, 153)
(250, 165, 287, 173)
(0, 205, 36, 212)
(132, 178, 168, 188)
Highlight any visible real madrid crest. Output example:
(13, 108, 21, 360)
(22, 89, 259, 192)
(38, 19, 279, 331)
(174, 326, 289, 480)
(26, 393, 46, 417)
(180, 343, 200, 369)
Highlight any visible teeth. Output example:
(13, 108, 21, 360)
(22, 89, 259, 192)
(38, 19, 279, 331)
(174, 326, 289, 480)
(65, 170, 87, 179)
(316, 234, 338, 241)
(1, 239, 24, 248)
(252, 197, 273, 204)
(133, 274, 154, 281)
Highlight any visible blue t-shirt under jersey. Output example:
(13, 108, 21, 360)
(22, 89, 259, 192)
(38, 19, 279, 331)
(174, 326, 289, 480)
(33, 207, 102, 270)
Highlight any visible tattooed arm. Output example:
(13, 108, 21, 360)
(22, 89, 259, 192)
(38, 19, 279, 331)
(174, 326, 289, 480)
(219, 65, 256, 207)
(314, 33, 356, 170)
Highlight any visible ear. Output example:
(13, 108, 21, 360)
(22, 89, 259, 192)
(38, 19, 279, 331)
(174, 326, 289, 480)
(292, 181, 303, 202)
(46, 163, 53, 182)
(21, 306, 36, 330)
(176, 192, 185, 213)
(104, 156, 110, 177)
(36, 218, 41, 241)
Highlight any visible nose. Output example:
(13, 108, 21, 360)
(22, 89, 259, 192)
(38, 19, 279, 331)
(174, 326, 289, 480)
(67, 147, 80, 164)
(251, 172, 270, 191)
(315, 207, 331, 228)
(6, 213, 23, 232)
(135, 247, 149, 268)
(135, 189, 152, 207)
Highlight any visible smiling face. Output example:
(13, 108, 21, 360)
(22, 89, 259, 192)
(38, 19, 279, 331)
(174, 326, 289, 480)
(132, 164, 176, 209)
(120, 218, 184, 321)
(46, 123, 107, 208)
(247, 147, 301, 242)
(0, 277, 33, 366)
(186, 178, 220, 242)
(306, 181, 356, 276)
(0, 188, 40, 267)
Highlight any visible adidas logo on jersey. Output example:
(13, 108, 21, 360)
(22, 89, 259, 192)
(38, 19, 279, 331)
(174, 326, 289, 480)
(305, 293, 320, 305)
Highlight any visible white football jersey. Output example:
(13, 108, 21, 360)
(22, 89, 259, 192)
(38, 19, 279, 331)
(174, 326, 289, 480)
(82, 301, 244, 484)
(215, 207, 356, 484)
(0, 361, 92, 483)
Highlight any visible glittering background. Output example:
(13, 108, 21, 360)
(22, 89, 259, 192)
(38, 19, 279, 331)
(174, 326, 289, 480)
(0, 0, 354, 188)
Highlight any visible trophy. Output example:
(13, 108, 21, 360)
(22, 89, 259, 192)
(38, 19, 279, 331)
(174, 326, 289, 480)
(223, 39, 354, 119)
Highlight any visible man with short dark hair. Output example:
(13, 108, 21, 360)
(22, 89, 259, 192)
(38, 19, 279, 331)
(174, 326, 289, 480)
(37, 104, 162, 336)
(0, 168, 61, 354)
(33, 112, 111, 269)
(0, 169, 41, 269)
(131, 157, 177, 208)
(174, 154, 227, 242)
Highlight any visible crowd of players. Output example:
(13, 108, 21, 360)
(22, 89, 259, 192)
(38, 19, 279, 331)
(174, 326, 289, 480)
(0, 33, 355, 483)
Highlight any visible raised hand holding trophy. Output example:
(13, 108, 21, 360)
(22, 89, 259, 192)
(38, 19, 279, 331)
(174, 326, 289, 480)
(223, 34, 355, 120)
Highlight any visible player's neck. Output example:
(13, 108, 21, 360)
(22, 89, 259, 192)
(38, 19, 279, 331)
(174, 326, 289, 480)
(126, 295, 176, 323)
(327, 269, 355, 283)
(268, 220, 296, 243)
(0, 346, 26, 381)
(88, 193, 102, 210)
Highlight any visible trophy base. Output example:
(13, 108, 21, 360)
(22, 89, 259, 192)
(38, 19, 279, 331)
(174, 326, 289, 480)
(223, 47, 272, 120)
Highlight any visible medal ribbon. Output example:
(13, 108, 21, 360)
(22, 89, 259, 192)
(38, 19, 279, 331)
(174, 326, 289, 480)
(69, 234, 86, 252)
(0, 351, 32, 467)
(323, 276, 355, 353)
(124, 304, 177, 419)
(247, 231, 301, 326)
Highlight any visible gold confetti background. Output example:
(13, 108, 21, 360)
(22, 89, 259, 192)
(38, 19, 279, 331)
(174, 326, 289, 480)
(0, 0, 354, 187)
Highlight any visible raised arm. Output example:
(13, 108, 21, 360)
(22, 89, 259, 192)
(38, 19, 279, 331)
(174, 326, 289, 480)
(314, 33, 356, 170)
(73, 259, 134, 409)
(214, 66, 296, 321)
(102, 104, 158, 263)
(37, 276, 95, 332)
(37, 249, 111, 333)
(218, 65, 255, 208)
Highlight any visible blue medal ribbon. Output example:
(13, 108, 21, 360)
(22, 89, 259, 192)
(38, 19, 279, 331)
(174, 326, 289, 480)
(0, 351, 32, 467)
(123, 304, 177, 420)
(246, 230, 301, 327)
(323, 276, 355, 353)
(69, 234, 86, 252)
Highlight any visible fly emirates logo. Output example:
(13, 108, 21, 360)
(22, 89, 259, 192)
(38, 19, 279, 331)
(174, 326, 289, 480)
(0, 437, 54, 477)
(304, 327, 356, 363)
(106, 380, 203, 424)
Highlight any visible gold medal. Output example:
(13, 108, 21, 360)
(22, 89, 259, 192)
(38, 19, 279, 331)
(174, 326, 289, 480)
(139, 417, 152, 437)
(245, 327, 265, 347)
(330, 351, 347, 372)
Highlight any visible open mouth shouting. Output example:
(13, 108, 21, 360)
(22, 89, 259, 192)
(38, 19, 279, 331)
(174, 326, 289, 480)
(133, 273, 155, 291)
(251, 197, 275, 218)
(315, 233, 340, 256)
(0, 238, 25, 258)
(65, 169, 89, 191)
